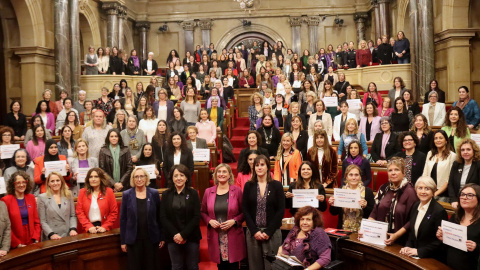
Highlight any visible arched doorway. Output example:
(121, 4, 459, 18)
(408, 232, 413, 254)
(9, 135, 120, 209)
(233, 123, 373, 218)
(216, 24, 288, 51)
(225, 32, 276, 51)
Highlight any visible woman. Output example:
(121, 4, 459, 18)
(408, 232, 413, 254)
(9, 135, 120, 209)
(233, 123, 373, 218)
(207, 87, 227, 110)
(84, 46, 98, 75)
(362, 82, 383, 108)
(169, 107, 188, 135)
(42, 89, 59, 117)
(3, 149, 34, 186)
(107, 99, 124, 125)
(127, 49, 141, 75)
(81, 109, 112, 159)
(120, 167, 164, 270)
(271, 94, 287, 128)
(273, 133, 303, 185)
(334, 73, 350, 101)
(323, 65, 338, 86)
(395, 131, 427, 184)
(4, 101, 27, 141)
(121, 88, 137, 116)
(257, 115, 282, 159)
(378, 96, 394, 117)
(448, 139, 480, 209)
(201, 164, 246, 269)
(97, 47, 109, 74)
(152, 89, 174, 123)
(359, 102, 381, 143)
(307, 99, 332, 138)
(236, 150, 260, 191)
(33, 139, 71, 194)
(108, 83, 125, 100)
(186, 126, 208, 151)
(162, 132, 194, 181)
(32, 100, 55, 135)
(278, 206, 331, 268)
(98, 129, 133, 192)
(453, 86, 480, 129)
(65, 111, 84, 140)
(442, 107, 471, 153)
(138, 107, 159, 143)
(69, 138, 98, 196)
(1, 171, 41, 248)
(0, 200, 10, 256)
(135, 97, 148, 120)
(243, 155, 285, 270)
(436, 184, 480, 270)
(290, 115, 309, 158)
(424, 79, 446, 104)
(0, 127, 14, 172)
(422, 130, 456, 202)
(209, 60, 222, 80)
(26, 125, 47, 161)
(306, 130, 338, 188)
(329, 164, 375, 232)
(341, 140, 372, 187)
(333, 101, 356, 142)
(57, 125, 75, 159)
(285, 161, 327, 216)
(391, 97, 411, 133)
(237, 131, 270, 169)
(196, 108, 217, 144)
(347, 89, 364, 121)
(356, 40, 372, 67)
(298, 79, 315, 105)
(135, 143, 160, 188)
(200, 74, 213, 99)
(388, 77, 406, 107)
(95, 87, 114, 115)
(165, 62, 178, 82)
(393, 31, 410, 64)
(160, 164, 202, 269)
(300, 91, 317, 124)
(76, 168, 118, 233)
(411, 114, 434, 155)
(368, 157, 418, 245)
(151, 120, 169, 170)
(110, 47, 124, 75)
(120, 115, 146, 162)
(37, 172, 77, 240)
(256, 104, 280, 131)
(208, 97, 224, 132)
(370, 117, 401, 165)
(55, 90, 68, 113)
(403, 89, 420, 117)
(337, 118, 368, 160)
(180, 87, 201, 126)
(399, 176, 448, 259)
(421, 91, 446, 127)
(79, 100, 94, 126)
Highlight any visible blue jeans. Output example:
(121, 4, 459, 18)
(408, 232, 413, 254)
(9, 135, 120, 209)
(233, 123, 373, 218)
(168, 241, 200, 270)
(397, 57, 410, 64)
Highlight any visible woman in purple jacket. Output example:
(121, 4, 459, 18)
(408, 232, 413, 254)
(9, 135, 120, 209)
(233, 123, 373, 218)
(201, 163, 246, 269)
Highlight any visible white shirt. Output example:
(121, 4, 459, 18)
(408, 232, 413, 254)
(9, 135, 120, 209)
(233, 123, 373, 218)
(414, 199, 432, 237)
(147, 60, 153, 71)
(158, 104, 167, 121)
(191, 141, 197, 149)
(89, 194, 102, 223)
(461, 164, 472, 189)
(174, 152, 181, 165)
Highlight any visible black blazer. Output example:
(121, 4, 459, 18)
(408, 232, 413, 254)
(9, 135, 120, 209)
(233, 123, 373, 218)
(257, 126, 282, 158)
(242, 180, 285, 237)
(286, 182, 327, 216)
(329, 187, 375, 229)
(237, 147, 270, 172)
(448, 161, 480, 203)
(284, 114, 307, 133)
(221, 86, 234, 105)
(160, 187, 202, 243)
(165, 69, 179, 81)
(5, 112, 27, 137)
(405, 200, 448, 259)
(142, 59, 158, 76)
(109, 55, 124, 74)
(162, 148, 194, 181)
(370, 132, 401, 162)
(295, 130, 309, 159)
(407, 102, 421, 117)
(127, 57, 141, 75)
(416, 131, 433, 155)
(395, 150, 427, 185)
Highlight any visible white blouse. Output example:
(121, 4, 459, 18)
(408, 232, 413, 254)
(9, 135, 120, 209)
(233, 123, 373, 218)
(88, 194, 102, 223)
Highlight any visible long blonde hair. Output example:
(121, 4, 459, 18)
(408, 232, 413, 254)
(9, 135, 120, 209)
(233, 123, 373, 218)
(45, 172, 72, 199)
(276, 133, 296, 160)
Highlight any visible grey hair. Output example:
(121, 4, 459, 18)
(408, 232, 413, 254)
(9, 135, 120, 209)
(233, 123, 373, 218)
(415, 176, 437, 192)
(428, 91, 438, 99)
(79, 90, 86, 95)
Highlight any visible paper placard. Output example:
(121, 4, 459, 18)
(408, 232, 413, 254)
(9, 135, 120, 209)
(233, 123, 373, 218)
(136, 165, 156, 179)
(1, 144, 20, 159)
(0, 177, 6, 194)
(334, 188, 361, 209)
(323, 97, 338, 107)
(44, 160, 68, 176)
(442, 220, 467, 252)
(76, 168, 90, 184)
(346, 99, 362, 110)
(193, 148, 210, 162)
(360, 219, 388, 246)
(292, 189, 319, 208)
(471, 134, 480, 148)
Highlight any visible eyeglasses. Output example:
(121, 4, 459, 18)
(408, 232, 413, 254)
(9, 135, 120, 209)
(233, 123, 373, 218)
(134, 175, 147, 180)
(15, 181, 27, 186)
(460, 193, 476, 200)
(381, 122, 389, 125)
(403, 139, 414, 142)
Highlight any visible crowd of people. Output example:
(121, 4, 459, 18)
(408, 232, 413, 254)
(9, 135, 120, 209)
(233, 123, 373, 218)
(0, 35, 479, 270)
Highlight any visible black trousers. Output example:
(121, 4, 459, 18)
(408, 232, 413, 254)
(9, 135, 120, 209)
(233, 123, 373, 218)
(218, 261, 239, 270)
(127, 239, 159, 270)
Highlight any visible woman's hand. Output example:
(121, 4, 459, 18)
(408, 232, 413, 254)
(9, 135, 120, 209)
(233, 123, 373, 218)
(50, 234, 62, 240)
(359, 199, 367, 209)
(155, 169, 160, 176)
(285, 192, 294, 199)
(0, 250, 7, 257)
(376, 160, 387, 166)
(254, 231, 266, 241)
(209, 219, 221, 229)
(451, 202, 458, 209)
(42, 167, 46, 174)
(121, 244, 127, 252)
(17, 244, 26, 248)
(328, 197, 335, 205)
(96, 226, 107, 233)
(173, 233, 185, 244)
(467, 124, 474, 129)
(385, 232, 399, 245)
(114, 183, 123, 192)
(220, 220, 236, 231)
(466, 240, 477, 252)
(338, 158, 342, 164)
(69, 230, 78, 236)
(400, 247, 417, 256)
(159, 241, 165, 248)
(88, 227, 97, 234)
(131, 156, 138, 163)
(436, 226, 443, 241)
(316, 194, 325, 202)
(65, 164, 70, 171)
(357, 65, 361, 68)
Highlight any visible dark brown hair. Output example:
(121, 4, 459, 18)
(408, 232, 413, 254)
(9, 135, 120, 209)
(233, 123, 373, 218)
(295, 161, 321, 189)
(294, 206, 324, 228)
(0, 126, 14, 144)
(244, 131, 262, 146)
(445, 106, 468, 139)
(454, 183, 480, 225)
(7, 171, 33, 195)
(167, 164, 192, 189)
(85, 168, 110, 195)
(250, 155, 273, 183)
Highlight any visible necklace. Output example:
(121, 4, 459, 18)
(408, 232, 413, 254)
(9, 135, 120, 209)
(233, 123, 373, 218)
(263, 127, 273, 144)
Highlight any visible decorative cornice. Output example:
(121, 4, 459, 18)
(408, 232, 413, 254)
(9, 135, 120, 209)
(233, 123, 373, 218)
(377, 0, 391, 4)
(434, 28, 479, 43)
(307, 16, 320, 26)
(102, 2, 121, 15)
(288, 16, 304, 27)
(135, 21, 151, 31)
(117, 6, 127, 19)
(181, 21, 196, 31)
(354, 12, 369, 22)
(198, 20, 213, 30)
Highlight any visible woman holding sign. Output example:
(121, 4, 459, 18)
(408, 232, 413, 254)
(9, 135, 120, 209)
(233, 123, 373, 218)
(34, 139, 71, 194)
(135, 143, 160, 188)
(436, 183, 480, 270)
(328, 164, 374, 232)
(368, 157, 418, 245)
(70, 139, 98, 197)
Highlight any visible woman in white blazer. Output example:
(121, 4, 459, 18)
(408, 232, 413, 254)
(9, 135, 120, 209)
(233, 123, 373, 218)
(308, 99, 332, 139)
(422, 130, 456, 203)
(359, 102, 382, 143)
(421, 91, 446, 127)
(37, 172, 77, 241)
(333, 101, 356, 141)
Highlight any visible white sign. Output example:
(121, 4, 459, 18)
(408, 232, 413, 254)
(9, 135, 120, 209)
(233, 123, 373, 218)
(0, 144, 20, 159)
(76, 168, 90, 184)
(323, 97, 338, 107)
(193, 148, 210, 162)
(360, 219, 388, 246)
(471, 134, 480, 148)
(346, 99, 362, 110)
(44, 160, 68, 177)
(442, 220, 467, 252)
(0, 177, 5, 194)
(292, 189, 319, 208)
(334, 188, 361, 209)
(136, 165, 156, 179)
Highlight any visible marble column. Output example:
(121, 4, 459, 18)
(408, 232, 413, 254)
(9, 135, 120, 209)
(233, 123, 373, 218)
(102, 3, 120, 48)
(354, 13, 369, 44)
(409, 0, 419, 99)
(54, 0, 71, 95)
(135, 21, 151, 60)
(70, 0, 80, 101)
(198, 20, 213, 50)
(371, 0, 381, 40)
(288, 17, 303, 54)
(117, 6, 127, 50)
(378, 0, 391, 37)
(181, 21, 196, 54)
(307, 16, 320, 54)
(418, 0, 435, 98)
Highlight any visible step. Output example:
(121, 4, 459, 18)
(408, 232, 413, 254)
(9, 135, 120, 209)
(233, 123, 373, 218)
(232, 126, 250, 137)
(236, 117, 250, 126)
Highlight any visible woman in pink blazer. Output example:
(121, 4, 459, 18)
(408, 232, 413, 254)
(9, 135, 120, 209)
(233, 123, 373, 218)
(201, 164, 246, 268)
(32, 100, 56, 135)
(359, 102, 382, 143)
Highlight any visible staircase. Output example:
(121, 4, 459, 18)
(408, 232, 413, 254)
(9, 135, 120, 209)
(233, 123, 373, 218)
(228, 117, 251, 176)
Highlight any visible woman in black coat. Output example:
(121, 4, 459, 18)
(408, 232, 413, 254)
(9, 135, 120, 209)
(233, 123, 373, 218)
(237, 131, 270, 169)
(391, 97, 411, 133)
(109, 46, 124, 75)
(256, 115, 281, 159)
(4, 101, 27, 141)
(394, 131, 426, 185)
(370, 116, 401, 165)
(160, 164, 201, 270)
(162, 132, 194, 182)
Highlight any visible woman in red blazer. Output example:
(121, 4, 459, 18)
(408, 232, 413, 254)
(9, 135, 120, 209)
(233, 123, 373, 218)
(75, 168, 118, 233)
(201, 164, 246, 268)
(1, 171, 41, 248)
(34, 139, 71, 194)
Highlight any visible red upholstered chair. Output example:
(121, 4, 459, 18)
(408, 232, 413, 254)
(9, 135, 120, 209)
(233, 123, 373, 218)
(375, 171, 389, 191)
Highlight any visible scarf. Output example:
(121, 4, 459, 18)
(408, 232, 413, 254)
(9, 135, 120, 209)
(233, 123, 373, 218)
(457, 94, 471, 110)
(109, 144, 121, 182)
(374, 178, 409, 232)
(346, 155, 363, 167)
(44, 139, 60, 162)
(131, 56, 140, 68)
(342, 182, 366, 232)
(127, 128, 139, 151)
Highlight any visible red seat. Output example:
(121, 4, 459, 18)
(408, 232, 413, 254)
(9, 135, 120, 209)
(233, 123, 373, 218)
(376, 171, 389, 191)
